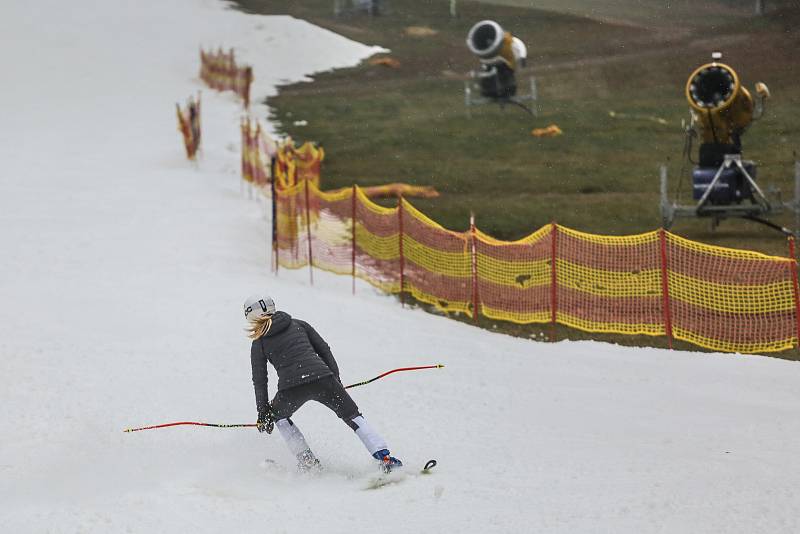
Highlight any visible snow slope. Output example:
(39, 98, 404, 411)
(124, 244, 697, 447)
(1, 1, 799, 532)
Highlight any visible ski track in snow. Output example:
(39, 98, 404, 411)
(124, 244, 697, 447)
(1, 1, 799, 533)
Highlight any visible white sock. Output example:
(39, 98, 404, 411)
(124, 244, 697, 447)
(276, 418, 311, 457)
(351, 415, 388, 456)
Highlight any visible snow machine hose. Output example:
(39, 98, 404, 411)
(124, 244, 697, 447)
(123, 364, 445, 433)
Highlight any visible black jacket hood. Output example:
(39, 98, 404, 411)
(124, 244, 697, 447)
(264, 311, 292, 337)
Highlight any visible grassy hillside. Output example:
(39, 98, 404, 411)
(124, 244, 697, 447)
(466, 0, 757, 28)
(235, 0, 799, 251)
(232, 0, 800, 355)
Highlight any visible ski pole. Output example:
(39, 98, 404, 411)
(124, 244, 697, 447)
(123, 364, 444, 433)
(343, 363, 444, 389)
(124, 421, 255, 432)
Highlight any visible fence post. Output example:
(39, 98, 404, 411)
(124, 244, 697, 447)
(252, 122, 258, 185)
(229, 48, 235, 94)
(398, 196, 405, 308)
(659, 228, 674, 349)
(271, 156, 278, 275)
(470, 213, 479, 322)
(254, 123, 262, 186)
(352, 185, 357, 295)
(240, 118, 246, 195)
(788, 237, 800, 350)
(530, 75, 539, 117)
(794, 160, 800, 239)
(194, 91, 202, 157)
(304, 177, 314, 286)
(550, 222, 558, 341)
(243, 66, 252, 109)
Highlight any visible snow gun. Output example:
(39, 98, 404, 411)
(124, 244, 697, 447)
(662, 51, 784, 233)
(686, 52, 769, 162)
(466, 19, 527, 100)
(123, 364, 444, 433)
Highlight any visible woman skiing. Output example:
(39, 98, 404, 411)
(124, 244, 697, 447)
(245, 294, 402, 473)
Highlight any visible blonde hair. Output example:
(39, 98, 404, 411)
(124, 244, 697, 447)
(246, 315, 273, 340)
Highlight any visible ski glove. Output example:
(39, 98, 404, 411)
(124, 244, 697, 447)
(257, 407, 274, 434)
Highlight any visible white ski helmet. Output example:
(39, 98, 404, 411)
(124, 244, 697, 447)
(244, 294, 275, 321)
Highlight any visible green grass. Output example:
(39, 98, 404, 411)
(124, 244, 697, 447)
(465, 0, 758, 28)
(232, 0, 800, 357)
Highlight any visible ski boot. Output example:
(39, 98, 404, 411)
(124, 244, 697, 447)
(296, 448, 322, 474)
(372, 449, 403, 474)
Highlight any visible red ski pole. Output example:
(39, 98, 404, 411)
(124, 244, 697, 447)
(343, 364, 444, 389)
(124, 421, 255, 432)
(123, 364, 444, 433)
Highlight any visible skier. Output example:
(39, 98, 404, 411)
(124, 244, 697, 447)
(245, 294, 403, 473)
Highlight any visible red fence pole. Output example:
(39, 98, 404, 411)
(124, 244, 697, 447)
(240, 117, 247, 182)
(351, 185, 357, 295)
(304, 177, 314, 286)
(659, 229, 674, 349)
(193, 91, 202, 157)
(252, 122, 260, 185)
(550, 222, 558, 341)
(788, 237, 800, 349)
(271, 156, 278, 275)
(229, 48, 235, 93)
(470, 213, 479, 322)
(398, 196, 405, 308)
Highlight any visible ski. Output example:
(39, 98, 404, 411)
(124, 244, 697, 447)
(365, 459, 437, 490)
(421, 459, 437, 473)
(262, 458, 437, 488)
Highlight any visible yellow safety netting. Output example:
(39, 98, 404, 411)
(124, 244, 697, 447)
(274, 180, 799, 354)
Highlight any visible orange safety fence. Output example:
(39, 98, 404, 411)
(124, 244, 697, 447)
(274, 138, 324, 190)
(274, 179, 800, 355)
(293, 142, 325, 186)
(200, 47, 253, 108)
(176, 93, 201, 160)
(239, 121, 323, 192)
(665, 233, 797, 353)
(240, 117, 273, 187)
(326, 183, 440, 199)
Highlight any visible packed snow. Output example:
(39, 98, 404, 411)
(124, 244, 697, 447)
(1, 1, 799, 532)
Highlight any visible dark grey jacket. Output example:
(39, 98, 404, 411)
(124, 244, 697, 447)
(250, 311, 340, 414)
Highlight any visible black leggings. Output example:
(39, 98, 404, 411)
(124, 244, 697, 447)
(271, 376, 360, 425)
